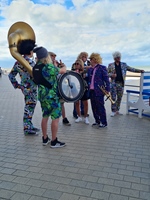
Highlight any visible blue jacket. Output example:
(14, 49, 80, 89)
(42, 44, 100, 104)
(88, 64, 110, 96)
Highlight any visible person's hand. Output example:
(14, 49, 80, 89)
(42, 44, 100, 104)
(59, 60, 66, 68)
(53, 60, 59, 67)
(140, 70, 145, 73)
(111, 73, 117, 78)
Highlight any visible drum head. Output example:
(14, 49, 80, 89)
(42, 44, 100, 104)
(58, 71, 85, 102)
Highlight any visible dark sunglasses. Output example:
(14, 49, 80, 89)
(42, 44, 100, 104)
(75, 63, 80, 65)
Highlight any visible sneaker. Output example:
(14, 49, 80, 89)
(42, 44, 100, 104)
(24, 129, 39, 135)
(116, 111, 123, 115)
(51, 138, 66, 148)
(63, 118, 71, 126)
(92, 123, 99, 128)
(75, 117, 82, 123)
(99, 123, 107, 128)
(32, 127, 40, 132)
(84, 117, 89, 124)
(110, 112, 116, 117)
(42, 136, 51, 146)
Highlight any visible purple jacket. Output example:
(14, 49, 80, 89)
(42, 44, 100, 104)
(88, 64, 110, 96)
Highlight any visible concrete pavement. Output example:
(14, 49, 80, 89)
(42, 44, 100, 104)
(0, 74, 150, 200)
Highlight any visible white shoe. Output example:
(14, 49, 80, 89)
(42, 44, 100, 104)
(116, 111, 123, 115)
(110, 112, 116, 117)
(75, 117, 82, 123)
(84, 117, 89, 124)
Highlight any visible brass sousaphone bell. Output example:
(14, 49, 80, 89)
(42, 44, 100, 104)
(7, 21, 36, 76)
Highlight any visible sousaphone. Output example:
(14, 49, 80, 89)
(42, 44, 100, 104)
(7, 21, 86, 102)
(7, 21, 35, 76)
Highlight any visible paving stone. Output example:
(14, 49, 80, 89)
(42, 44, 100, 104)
(103, 185, 121, 194)
(29, 196, 48, 200)
(131, 182, 150, 192)
(26, 186, 46, 196)
(11, 192, 31, 200)
(98, 177, 114, 185)
(57, 184, 75, 193)
(73, 187, 92, 197)
(114, 180, 131, 188)
(121, 188, 140, 198)
(41, 181, 59, 190)
(0, 174, 16, 181)
(109, 194, 128, 200)
(124, 175, 141, 183)
(11, 183, 31, 193)
(0, 189, 15, 199)
(59, 193, 79, 200)
(91, 190, 110, 200)
(140, 191, 150, 200)
(42, 189, 63, 199)
(0, 181, 16, 190)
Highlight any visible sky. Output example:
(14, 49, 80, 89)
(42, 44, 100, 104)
(0, 0, 150, 70)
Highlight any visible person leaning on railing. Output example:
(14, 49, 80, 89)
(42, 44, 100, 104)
(107, 51, 144, 117)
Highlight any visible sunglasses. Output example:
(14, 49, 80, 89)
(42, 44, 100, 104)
(75, 63, 80, 65)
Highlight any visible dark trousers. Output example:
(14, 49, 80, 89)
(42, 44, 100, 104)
(90, 91, 107, 125)
(73, 101, 84, 116)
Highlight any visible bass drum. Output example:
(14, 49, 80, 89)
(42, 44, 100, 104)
(58, 71, 85, 102)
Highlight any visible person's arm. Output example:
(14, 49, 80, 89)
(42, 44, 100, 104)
(107, 64, 117, 79)
(8, 62, 22, 89)
(126, 64, 145, 73)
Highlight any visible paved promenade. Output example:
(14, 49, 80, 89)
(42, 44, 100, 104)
(0, 75, 150, 200)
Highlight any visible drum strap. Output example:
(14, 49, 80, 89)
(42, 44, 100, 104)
(33, 63, 52, 89)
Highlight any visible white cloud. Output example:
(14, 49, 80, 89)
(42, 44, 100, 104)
(0, 0, 150, 69)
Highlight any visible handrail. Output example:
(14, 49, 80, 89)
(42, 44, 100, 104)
(125, 73, 141, 88)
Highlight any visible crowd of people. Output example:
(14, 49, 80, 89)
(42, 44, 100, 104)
(8, 40, 144, 148)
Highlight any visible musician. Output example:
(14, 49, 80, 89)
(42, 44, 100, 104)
(8, 40, 40, 135)
(72, 59, 90, 124)
(108, 51, 144, 117)
(33, 47, 66, 147)
(73, 52, 89, 118)
(88, 53, 110, 128)
(48, 52, 71, 126)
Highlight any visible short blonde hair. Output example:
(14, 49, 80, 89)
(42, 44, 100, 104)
(74, 59, 84, 72)
(77, 52, 88, 60)
(38, 54, 52, 65)
(89, 53, 102, 64)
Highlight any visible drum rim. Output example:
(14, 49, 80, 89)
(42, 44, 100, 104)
(58, 71, 85, 102)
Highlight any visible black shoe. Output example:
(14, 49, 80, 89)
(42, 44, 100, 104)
(24, 129, 39, 135)
(32, 127, 40, 132)
(42, 136, 51, 146)
(51, 138, 66, 148)
(99, 124, 107, 128)
(73, 114, 78, 119)
(92, 122, 100, 127)
(63, 118, 71, 126)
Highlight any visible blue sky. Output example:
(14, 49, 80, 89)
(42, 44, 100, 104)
(0, 0, 150, 70)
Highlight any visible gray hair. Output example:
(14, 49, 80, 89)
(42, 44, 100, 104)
(112, 51, 121, 59)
